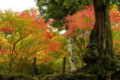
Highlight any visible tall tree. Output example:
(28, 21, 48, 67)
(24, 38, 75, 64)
(36, 0, 92, 72)
(83, 0, 119, 79)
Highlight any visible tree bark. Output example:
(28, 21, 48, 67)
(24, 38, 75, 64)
(83, 0, 116, 79)
(67, 36, 77, 72)
(92, 0, 113, 79)
(62, 57, 66, 76)
(91, 0, 113, 57)
(118, 0, 120, 12)
(33, 57, 38, 76)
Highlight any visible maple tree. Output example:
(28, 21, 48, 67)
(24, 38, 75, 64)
(36, 0, 93, 72)
(0, 9, 66, 73)
(64, 5, 94, 36)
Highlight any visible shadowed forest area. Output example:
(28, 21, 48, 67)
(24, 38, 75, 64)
(0, 0, 120, 80)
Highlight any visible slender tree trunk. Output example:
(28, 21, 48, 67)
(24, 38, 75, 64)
(33, 57, 38, 76)
(67, 36, 77, 72)
(8, 61, 12, 72)
(118, 0, 120, 12)
(62, 57, 66, 76)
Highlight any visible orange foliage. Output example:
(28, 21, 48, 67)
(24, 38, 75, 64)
(0, 9, 66, 65)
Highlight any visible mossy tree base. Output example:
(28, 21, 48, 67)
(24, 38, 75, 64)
(82, 0, 119, 79)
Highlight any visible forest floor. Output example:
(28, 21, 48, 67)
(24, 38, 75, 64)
(0, 70, 120, 80)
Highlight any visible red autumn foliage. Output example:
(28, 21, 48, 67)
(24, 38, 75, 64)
(0, 48, 7, 55)
(0, 27, 12, 33)
(110, 10, 120, 24)
(44, 32, 53, 39)
(65, 5, 120, 36)
(64, 5, 95, 36)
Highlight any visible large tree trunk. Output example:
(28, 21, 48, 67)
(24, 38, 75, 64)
(92, 0, 113, 79)
(67, 36, 77, 72)
(92, 0, 113, 56)
(83, 0, 116, 80)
